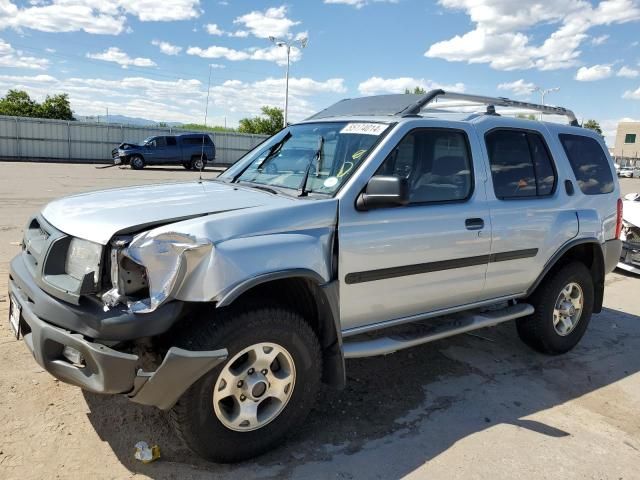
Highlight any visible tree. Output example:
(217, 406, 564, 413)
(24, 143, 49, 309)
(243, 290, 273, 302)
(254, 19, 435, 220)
(0, 89, 74, 120)
(583, 119, 602, 135)
(38, 93, 74, 120)
(404, 86, 427, 95)
(0, 89, 38, 117)
(516, 114, 536, 120)
(238, 106, 284, 135)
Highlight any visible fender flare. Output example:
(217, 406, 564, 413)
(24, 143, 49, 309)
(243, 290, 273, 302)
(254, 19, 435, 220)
(215, 269, 327, 307)
(526, 237, 605, 312)
(215, 269, 345, 388)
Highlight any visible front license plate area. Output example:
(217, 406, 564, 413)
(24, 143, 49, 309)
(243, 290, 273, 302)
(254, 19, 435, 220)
(9, 295, 21, 339)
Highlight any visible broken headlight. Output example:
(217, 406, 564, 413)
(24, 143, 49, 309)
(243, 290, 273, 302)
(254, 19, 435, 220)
(102, 232, 212, 314)
(65, 238, 102, 285)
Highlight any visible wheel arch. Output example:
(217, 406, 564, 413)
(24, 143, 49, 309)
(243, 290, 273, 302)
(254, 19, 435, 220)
(527, 238, 605, 313)
(216, 271, 345, 388)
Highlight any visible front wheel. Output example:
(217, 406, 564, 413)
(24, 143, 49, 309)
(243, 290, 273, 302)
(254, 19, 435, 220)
(130, 155, 145, 170)
(170, 304, 322, 463)
(517, 262, 594, 354)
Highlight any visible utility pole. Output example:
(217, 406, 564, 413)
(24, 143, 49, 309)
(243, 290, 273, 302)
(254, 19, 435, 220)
(533, 86, 560, 121)
(269, 36, 308, 128)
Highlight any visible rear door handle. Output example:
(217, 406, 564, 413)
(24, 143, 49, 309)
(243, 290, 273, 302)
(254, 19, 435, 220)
(465, 218, 485, 230)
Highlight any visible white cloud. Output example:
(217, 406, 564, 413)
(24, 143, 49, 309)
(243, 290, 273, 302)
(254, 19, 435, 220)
(205, 23, 224, 35)
(575, 64, 612, 81)
(233, 6, 299, 39)
(228, 30, 249, 38)
(591, 34, 609, 45)
(324, 0, 398, 7)
(617, 65, 639, 78)
(0, 73, 346, 125)
(87, 47, 156, 68)
(497, 79, 536, 96)
(0, 38, 49, 69)
(186, 44, 302, 66)
(151, 40, 182, 56)
(357, 76, 465, 95)
(0, 0, 201, 35)
(425, 0, 640, 71)
(623, 87, 640, 100)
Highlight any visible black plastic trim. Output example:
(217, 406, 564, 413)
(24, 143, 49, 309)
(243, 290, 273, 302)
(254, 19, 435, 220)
(525, 238, 601, 296)
(10, 254, 184, 341)
(345, 248, 538, 284)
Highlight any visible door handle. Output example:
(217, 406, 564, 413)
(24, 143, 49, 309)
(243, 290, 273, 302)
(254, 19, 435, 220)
(465, 218, 484, 230)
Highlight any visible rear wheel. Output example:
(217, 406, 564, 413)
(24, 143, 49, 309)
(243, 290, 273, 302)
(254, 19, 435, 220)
(170, 303, 321, 463)
(182, 161, 192, 170)
(517, 262, 594, 354)
(130, 155, 145, 170)
(191, 155, 206, 170)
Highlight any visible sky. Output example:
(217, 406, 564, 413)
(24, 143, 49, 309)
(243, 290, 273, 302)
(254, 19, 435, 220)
(1, 0, 640, 144)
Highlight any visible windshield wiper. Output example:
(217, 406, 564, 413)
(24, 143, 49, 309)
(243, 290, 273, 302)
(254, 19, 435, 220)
(257, 131, 292, 173)
(298, 136, 324, 197)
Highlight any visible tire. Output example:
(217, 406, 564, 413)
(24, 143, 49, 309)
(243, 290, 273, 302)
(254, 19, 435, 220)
(182, 161, 192, 170)
(517, 261, 594, 354)
(130, 155, 145, 170)
(191, 155, 206, 170)
(170, 303, 322, 463)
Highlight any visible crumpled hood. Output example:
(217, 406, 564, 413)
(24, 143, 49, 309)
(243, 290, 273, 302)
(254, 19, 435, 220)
(624, 195, 640, 227)
(41, 181, 292, 245)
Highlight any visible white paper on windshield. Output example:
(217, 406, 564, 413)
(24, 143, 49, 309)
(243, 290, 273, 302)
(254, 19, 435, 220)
(340, 123, 388, 136)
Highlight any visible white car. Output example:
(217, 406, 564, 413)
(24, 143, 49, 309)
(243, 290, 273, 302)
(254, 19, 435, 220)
(618, 166, 640, 178)
(619, 193, 640, 275)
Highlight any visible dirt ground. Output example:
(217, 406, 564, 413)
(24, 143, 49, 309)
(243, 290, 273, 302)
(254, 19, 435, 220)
(1, 162, 639, 479)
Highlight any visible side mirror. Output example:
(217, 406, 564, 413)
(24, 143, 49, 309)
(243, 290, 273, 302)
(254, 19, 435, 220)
(356, 175, 410, 211)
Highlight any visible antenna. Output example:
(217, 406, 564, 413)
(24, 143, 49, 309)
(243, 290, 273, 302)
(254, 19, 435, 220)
(199, 63, 213, 183)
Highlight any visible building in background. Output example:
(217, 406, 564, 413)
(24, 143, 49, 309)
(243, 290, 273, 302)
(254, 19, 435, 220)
(613, 122, 640, 166)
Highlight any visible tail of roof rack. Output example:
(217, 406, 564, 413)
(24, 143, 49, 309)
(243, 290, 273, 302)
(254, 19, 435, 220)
(307, 90, 579, 126)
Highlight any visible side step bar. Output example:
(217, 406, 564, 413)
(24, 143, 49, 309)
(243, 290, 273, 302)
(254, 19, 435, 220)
(343, 303, 534, 359)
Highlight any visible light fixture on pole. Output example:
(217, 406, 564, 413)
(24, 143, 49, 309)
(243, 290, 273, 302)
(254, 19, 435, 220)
(269, 36, 308, 128)
(532, 86, 560, 121)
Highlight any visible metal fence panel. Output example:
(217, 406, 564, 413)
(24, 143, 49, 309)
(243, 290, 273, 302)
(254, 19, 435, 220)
(0, 115, 268, 165)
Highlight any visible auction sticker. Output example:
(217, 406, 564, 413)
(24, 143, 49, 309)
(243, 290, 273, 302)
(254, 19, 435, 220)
(340, 123, 388, 135)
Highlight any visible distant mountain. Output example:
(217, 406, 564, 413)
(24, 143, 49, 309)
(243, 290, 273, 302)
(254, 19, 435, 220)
(75, 114, 182, 127)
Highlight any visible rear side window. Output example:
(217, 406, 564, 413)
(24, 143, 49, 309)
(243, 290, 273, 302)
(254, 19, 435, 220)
(485, 129, 557, 199)
(559, 134, 614, 195)
(166, 136, 177, 146)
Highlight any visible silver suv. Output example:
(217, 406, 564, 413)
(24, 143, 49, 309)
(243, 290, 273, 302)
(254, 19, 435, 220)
(8, 91, 623, 462)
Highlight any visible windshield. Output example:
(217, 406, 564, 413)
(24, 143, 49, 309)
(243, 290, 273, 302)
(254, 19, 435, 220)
(143, 136, 155, 145)
(225, 121, 391, 195)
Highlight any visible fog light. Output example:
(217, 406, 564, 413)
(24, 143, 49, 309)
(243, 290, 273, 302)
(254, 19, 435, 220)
(62, 346, 85, 367)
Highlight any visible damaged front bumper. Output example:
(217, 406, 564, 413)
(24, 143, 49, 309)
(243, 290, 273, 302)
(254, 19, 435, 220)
(9, 254, 227, 409)
(618, 240, 640, 275)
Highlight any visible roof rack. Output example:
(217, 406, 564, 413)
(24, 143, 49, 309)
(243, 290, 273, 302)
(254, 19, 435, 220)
(307, 90, 579, 126)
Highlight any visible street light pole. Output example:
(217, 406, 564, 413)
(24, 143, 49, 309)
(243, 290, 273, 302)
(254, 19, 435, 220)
(284, 44, 290, 127)
(269, 36, 308, 128)
(533, 86, 560, 121)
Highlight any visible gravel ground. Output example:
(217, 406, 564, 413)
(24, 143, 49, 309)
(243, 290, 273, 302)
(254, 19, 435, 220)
(1, 162, 639, 479)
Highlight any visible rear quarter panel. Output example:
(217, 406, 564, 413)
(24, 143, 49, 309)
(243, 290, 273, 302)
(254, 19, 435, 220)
(545, 124, 620, 243)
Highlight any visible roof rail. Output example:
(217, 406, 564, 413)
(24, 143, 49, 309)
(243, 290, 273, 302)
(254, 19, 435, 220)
(399, 90, 579, 126)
